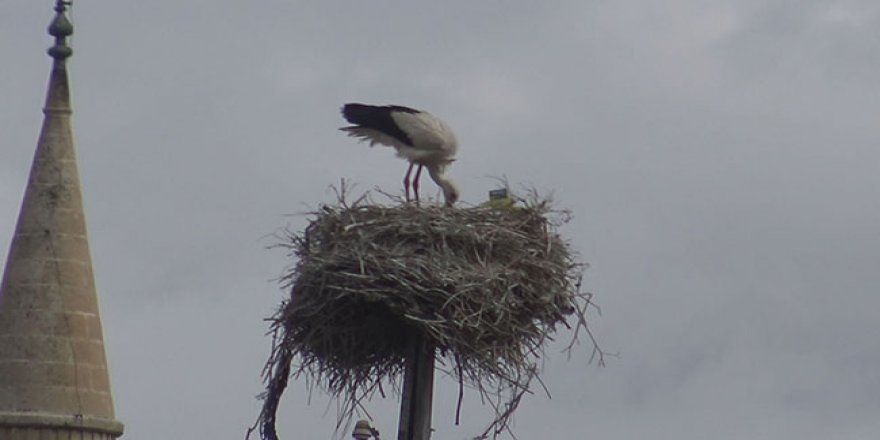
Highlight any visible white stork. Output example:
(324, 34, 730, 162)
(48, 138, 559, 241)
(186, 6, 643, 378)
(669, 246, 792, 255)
(340, 103, 460, 207)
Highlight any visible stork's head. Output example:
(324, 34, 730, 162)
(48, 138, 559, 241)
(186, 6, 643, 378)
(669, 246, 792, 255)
(443, 181, 460, 207)
(426, 163, 459, 207)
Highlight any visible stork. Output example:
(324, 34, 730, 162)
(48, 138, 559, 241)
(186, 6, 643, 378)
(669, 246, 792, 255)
(340, 103, 460, 207)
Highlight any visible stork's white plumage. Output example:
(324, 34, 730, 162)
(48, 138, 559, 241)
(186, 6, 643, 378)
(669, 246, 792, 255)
(340, 103, 459, 207)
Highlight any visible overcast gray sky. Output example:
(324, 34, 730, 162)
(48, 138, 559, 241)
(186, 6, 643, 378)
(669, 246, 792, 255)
(3, 1, 880, 439)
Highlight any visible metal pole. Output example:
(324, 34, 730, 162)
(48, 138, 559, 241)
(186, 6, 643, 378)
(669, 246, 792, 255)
(397, 335, 435, 440)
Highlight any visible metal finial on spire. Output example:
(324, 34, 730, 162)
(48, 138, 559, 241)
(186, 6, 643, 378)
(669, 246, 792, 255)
(47, 0, 73, 59)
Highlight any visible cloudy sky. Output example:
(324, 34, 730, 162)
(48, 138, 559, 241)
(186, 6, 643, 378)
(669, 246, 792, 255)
(3, 1, 880, 439)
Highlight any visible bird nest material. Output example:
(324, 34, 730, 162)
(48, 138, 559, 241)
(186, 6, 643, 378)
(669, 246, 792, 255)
(251, 191, 601, 440)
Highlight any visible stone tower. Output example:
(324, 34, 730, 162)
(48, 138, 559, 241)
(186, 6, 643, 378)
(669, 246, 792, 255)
(0, 2, 125, 438)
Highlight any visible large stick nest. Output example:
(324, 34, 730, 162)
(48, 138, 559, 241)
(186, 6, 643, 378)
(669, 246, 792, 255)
(252, 192, 600, 439)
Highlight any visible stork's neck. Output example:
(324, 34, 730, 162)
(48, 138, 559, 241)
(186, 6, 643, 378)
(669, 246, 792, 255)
(427, 164, 459, 206)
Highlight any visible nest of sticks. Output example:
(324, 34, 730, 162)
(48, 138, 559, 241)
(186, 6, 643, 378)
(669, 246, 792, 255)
(251, 189, 601, 440)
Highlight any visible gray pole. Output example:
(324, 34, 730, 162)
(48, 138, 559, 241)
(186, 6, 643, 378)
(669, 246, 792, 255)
(397, 335, 435, 440)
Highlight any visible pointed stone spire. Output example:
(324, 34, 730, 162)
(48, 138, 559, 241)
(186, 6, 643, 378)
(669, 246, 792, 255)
(0, 2, 124, 438)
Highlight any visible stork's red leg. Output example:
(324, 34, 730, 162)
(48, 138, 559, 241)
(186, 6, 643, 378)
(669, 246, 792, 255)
(403, 163, 416, 202)
(413, 164, 424, 206)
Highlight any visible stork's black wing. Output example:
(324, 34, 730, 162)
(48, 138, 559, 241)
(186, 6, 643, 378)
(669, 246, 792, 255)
(341, 103, 420, 147)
